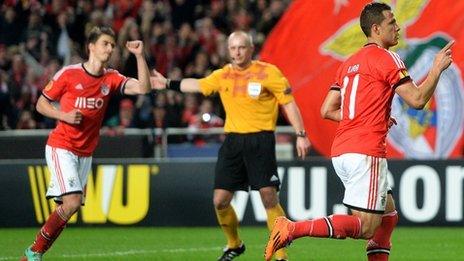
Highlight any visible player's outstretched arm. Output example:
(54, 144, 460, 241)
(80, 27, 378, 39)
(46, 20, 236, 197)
(321, 89, 342, 122)
(150, 69, 202, 93)
(395, 40, 454, 109)
(123, 40, 151, 95)
(36, 95, 82, 125)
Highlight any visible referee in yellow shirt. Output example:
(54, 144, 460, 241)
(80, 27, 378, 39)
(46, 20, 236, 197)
(151, 31, 311, 261)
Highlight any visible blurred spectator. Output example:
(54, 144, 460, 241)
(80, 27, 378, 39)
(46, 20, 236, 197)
(108, 45, 123, 70)
(55, 12, 73, 65)
(0, 6, 23, 46)
(16, 110, 36, 129)
(23, 10, 51, 61)
(196, 17, 222, 55)
(8, 54, 28, 127)
(0, 70, 12, 130)
(175, 23, 199, 70)
(185, 51, 210, 78)
(119, 98, 136, 128)
(188, 98, 224, 145)
(210, 1, 229, 33)
(118, 18, 143, 77)
(165, 90, 183, 127)
(232, 8, 252, 31)
(170, 0, 197, 29)
(111, 0, 143, 32)
(181, 93, 199, 127)
(0, 45, 11, 71)
(188, 98, 224, 130)
(149, 21, 170, 75)
(152, 92, 167, 123)
(164, 67, 184, 128)
(135, 94, 155, 128)
(102, 98, 136, 136)
(139, 0, 156, 40)
(152, 104, 166, 129)
(256, 0, 286, 36)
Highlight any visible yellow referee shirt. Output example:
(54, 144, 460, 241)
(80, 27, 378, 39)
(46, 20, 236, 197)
(198, 61, 294, 133)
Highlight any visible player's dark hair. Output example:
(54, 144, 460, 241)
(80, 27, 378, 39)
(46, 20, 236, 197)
(360, 2, 391, 37)
(85, 26, 115, 55)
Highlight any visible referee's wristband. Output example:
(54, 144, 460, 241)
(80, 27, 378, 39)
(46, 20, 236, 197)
(296, 130, 307, 138)
(166, 79, 181, 92)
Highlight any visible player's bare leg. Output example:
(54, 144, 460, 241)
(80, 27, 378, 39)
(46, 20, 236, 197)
(214, 189, 245, 260)
(351, 210, 383, 239)
(22, 194, 81, 260)
(366, 194, 398, 261)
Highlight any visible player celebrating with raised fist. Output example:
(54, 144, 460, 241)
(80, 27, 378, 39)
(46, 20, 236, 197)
(266, 2, 453, 261)
(21, 26, 151, 260)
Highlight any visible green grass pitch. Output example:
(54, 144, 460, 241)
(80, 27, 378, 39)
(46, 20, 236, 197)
(1, 227, 463, 260)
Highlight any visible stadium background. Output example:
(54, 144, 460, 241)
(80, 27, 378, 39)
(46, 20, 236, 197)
(1, 0, 464, 260)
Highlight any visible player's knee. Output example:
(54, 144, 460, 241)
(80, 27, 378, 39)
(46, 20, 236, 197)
(65, 200, 81, 212)
(362, 228, 376, 239)
(213, 198, 230, 210)
(361, 220, 381, 239)
(261, 196, 278, 209)
(61, 195, 82, 217)
(259, 189, 279, 209)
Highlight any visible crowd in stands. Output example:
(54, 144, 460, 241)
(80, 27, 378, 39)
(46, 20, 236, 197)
(0, 0, 291, 141)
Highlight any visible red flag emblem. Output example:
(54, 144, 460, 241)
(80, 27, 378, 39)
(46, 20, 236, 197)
(261, 0, 464, 158)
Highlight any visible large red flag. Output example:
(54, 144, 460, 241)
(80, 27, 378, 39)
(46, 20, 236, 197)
(261, 0, 464, 158)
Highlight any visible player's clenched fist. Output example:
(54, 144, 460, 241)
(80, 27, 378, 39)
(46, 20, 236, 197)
(126, 40, 144, 56)
(62, 109, 83, 125)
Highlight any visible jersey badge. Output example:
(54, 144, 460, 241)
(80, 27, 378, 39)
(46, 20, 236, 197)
(247, 82, 262, 98)
(101, 84, 110, 96)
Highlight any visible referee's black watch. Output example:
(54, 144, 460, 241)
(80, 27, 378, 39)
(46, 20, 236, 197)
(296, 130, 307, 138)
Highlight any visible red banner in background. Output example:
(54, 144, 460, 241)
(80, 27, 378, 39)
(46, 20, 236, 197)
(261, 0, 464, 159)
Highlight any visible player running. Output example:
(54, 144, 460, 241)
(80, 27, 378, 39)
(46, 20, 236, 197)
(265, 3, 453, 261)
(21, 26, 151, 260)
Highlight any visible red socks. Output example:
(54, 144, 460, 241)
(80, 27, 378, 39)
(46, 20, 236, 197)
(31, 205, 69, 253)
(367, 210, 399, 261)
(293, 214, 361, 239)
(288, 210, 397, 261)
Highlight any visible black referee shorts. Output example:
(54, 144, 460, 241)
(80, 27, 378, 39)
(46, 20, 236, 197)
(214, 131, 281, 191)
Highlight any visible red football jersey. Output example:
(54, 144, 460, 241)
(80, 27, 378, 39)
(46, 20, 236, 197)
(331, 44, 411, 157)
(42, 63, 128, 156)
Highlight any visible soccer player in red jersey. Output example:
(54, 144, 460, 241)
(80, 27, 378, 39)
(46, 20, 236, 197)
(21, 26, 151, 260)
(265, 3, 453, 261)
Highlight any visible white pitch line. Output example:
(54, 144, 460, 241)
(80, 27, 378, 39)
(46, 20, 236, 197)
(1, 244, 262, 260)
